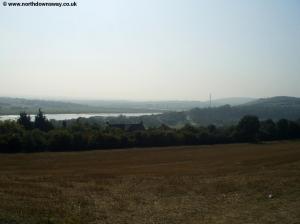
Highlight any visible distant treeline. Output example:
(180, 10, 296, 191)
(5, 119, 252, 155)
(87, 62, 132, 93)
(0, 97, 161, 115)
(0, 110, 300, 153)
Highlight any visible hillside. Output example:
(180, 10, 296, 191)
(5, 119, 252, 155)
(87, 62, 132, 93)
(1, 96, 299, 126)
(0, 97, 161, 115)
(0, 97, 255, 115)
(71, 97, 254, 111)
(243, 96, 300, 107)
(90, 96, 300, 127)
(186, 96, 300, 125)
(188, 96, 300, 125)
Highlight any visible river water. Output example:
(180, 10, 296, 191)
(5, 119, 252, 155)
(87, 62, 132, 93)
(0, 113, 160, 121)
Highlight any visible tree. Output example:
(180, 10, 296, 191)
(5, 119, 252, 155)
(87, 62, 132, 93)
(48, 129, 73, 151)
(17, 112, 33, 130)
(287, 121, 300, 139)
(62, 120, 67, 128)
(23, 129, 48, 152)
(277, 119, 289, 139)
(34, 109, 53, 132)
(260, 119, 277, 140)
(207, 124, 217, 133)
(236, 115, 260, 142)
(0, 121, 24, 153)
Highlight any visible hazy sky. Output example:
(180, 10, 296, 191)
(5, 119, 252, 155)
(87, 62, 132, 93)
(1, 0, 300, 100)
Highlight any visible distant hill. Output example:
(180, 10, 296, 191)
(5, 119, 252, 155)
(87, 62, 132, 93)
(0, 97, 256, 115)
(71, 97, 255, 111)
(205, 97, 255, 107)
(0, 97, 160, 115)
(185, 96, 300, 126)
(91, 96, 300, 127)
(2, 96, 299, 125)
(242, 96, 300, 107)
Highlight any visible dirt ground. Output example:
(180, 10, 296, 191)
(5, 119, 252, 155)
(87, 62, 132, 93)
(0, 141, 299, 224)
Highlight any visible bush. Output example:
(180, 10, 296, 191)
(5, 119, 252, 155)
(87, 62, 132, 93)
(22, 129, 48, 152)
(259, 119, 277, 140)
(236, 115, 260, 142)
(48, 129, 73, 151)
(277, 119, 289, 139)
(0, 114, 300, 153)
